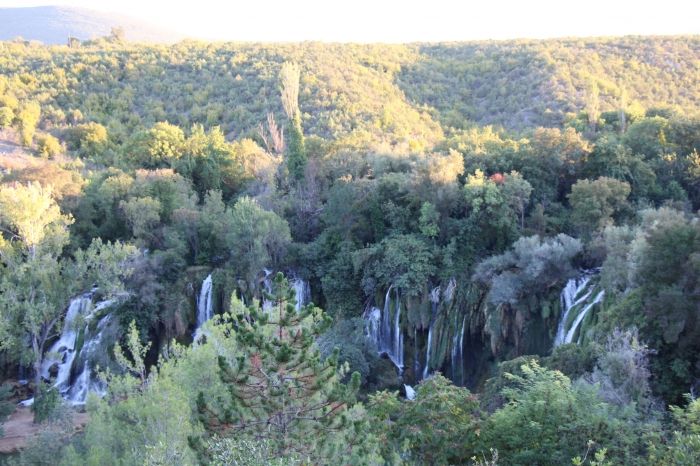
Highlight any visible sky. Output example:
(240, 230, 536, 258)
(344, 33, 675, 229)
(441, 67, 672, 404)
(0, 0, 699, 42)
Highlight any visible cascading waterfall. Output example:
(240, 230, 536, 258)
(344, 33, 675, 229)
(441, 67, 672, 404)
(41, 292, 116, 404)
(422, 291, 439, 380)
(566, 290, 604, 344)
(458, 314, 466, 385)
(289, 276, 311, 312)
(363, 284, 404, 374)
(196, 274, 214, 329)
(41, 293, 93, 392)
(451, 314, 467, 384)
(554, 270, 602, 346)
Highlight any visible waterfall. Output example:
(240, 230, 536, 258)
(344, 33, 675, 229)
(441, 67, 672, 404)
(459, 314, 466, 385)
(565, 290, 604, 344)
(451, 314, 467, 384)
(363, 284, 404, 374)
(41, 292, 116, 404)
(423, 297, 438, 380)
(554, 272, 594, 346)
(41, 293, 93, 392)
(262, 268, 273, 315)
(196, 274, 214, 329)
(554, 270, 603, 347)
(414, 326, 420, 379)
(393, 288, 404, 372)
(451, 315, 459, 381)
(404, 384, 416, 400)
(289, 276, 310, 312)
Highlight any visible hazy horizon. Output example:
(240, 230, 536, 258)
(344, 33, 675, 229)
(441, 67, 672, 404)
(0, 0, 699, 43)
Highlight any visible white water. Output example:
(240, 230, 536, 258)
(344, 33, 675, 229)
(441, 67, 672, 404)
(404, 384, 416, 400)
(289, 276, 310, 312)
(451, 314, 467, 384)
(41, 292, 115, 404)
(41, 293, 93, 392)
(564, 290, 604, 344)
(422, 322, 433, 380)
(262, 268, 273, 315)
(553, 272, 595, 346)
(363, 285, 404, 374)
(422, 288, 439, 380)
(196, 274, 214, 329)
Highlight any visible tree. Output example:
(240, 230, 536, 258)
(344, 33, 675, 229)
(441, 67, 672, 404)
(474, 234, 582, 307)
(501, 171, 533, 230)
(0, 107, 13, 128)
(36, 134, 62, 159)
(369, 374, 481, 464)
(16, 101, 41, 147)
(619, 85, 628, 134)
(226, 197, 291, 289)
(195, 273, 362, 462)
(568, 177, 630, 236)
(110, 26, 125, 41)
(281, 62, 307, 180)
(586, 80, 601, 133)
(67, 321, 196, 465)
(123, 122, 185, 169)
(66, 122, 108, 158)
(0, 182, 136, 407)
(481, 361, 640, 466)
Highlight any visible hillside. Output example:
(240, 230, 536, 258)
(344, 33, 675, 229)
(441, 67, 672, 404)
(0, 6, 189, 45)
(3, 32, 700, 465)
(0, 36, 698, 144)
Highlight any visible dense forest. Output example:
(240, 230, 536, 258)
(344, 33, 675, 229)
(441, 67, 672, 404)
(1, 33, 700, 464)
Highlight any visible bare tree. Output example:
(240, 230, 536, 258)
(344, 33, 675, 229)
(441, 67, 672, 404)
(257, 112, 285, 155)
(257, 122, 272, 153)
(267, 112, 285, 154)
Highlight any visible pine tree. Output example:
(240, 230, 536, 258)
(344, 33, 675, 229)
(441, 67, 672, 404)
(195, 272, 361, 461)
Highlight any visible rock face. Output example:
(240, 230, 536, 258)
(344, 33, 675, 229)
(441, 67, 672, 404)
(0, 6, 189, 45)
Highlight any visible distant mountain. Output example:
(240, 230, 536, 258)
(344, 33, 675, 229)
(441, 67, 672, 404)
(0, 6, 190, 44)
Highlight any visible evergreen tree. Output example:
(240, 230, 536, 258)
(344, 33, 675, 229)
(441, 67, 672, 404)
(195, 272, 361, 461)
(281, 62, 307, 180)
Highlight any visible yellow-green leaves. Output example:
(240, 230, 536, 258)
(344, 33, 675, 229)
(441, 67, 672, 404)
(0, 182, 72, 260)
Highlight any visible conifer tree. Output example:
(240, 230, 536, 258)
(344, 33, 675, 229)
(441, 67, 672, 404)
(195, 272, 361, 461)
(281, 62, 307, 180)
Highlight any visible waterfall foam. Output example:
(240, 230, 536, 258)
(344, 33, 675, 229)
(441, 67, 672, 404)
(363, 285, 404, 375)
(196, 274, 214, 328)
(41, 292, 116, 404)
(554, 270, 602, 347)
(564, 290, 604, 344)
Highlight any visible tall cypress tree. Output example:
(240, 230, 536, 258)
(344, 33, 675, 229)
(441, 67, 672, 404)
(195, 272, 361, 460)
(287, 113, 307, 180)
(281, 62, 307, 180)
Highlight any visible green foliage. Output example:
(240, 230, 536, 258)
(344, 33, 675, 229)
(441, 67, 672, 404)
(196, 273, 362, 462)
(36, 134, 62, 159)
(375, 374, 481, 464)
(0, 384, 12, 437)
(0, 106, 14, 128)
(568, 177, 631, 236)
(481, 361, 643, 466)
(30, 380, 61, 424)
(123, 121, 185, 168)
(474, 234, 582, 306)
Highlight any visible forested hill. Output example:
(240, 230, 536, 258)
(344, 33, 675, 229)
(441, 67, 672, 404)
(0, 35, 698, 142)
(5, 32, 700, 464)
(0, 6, 188, 45)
